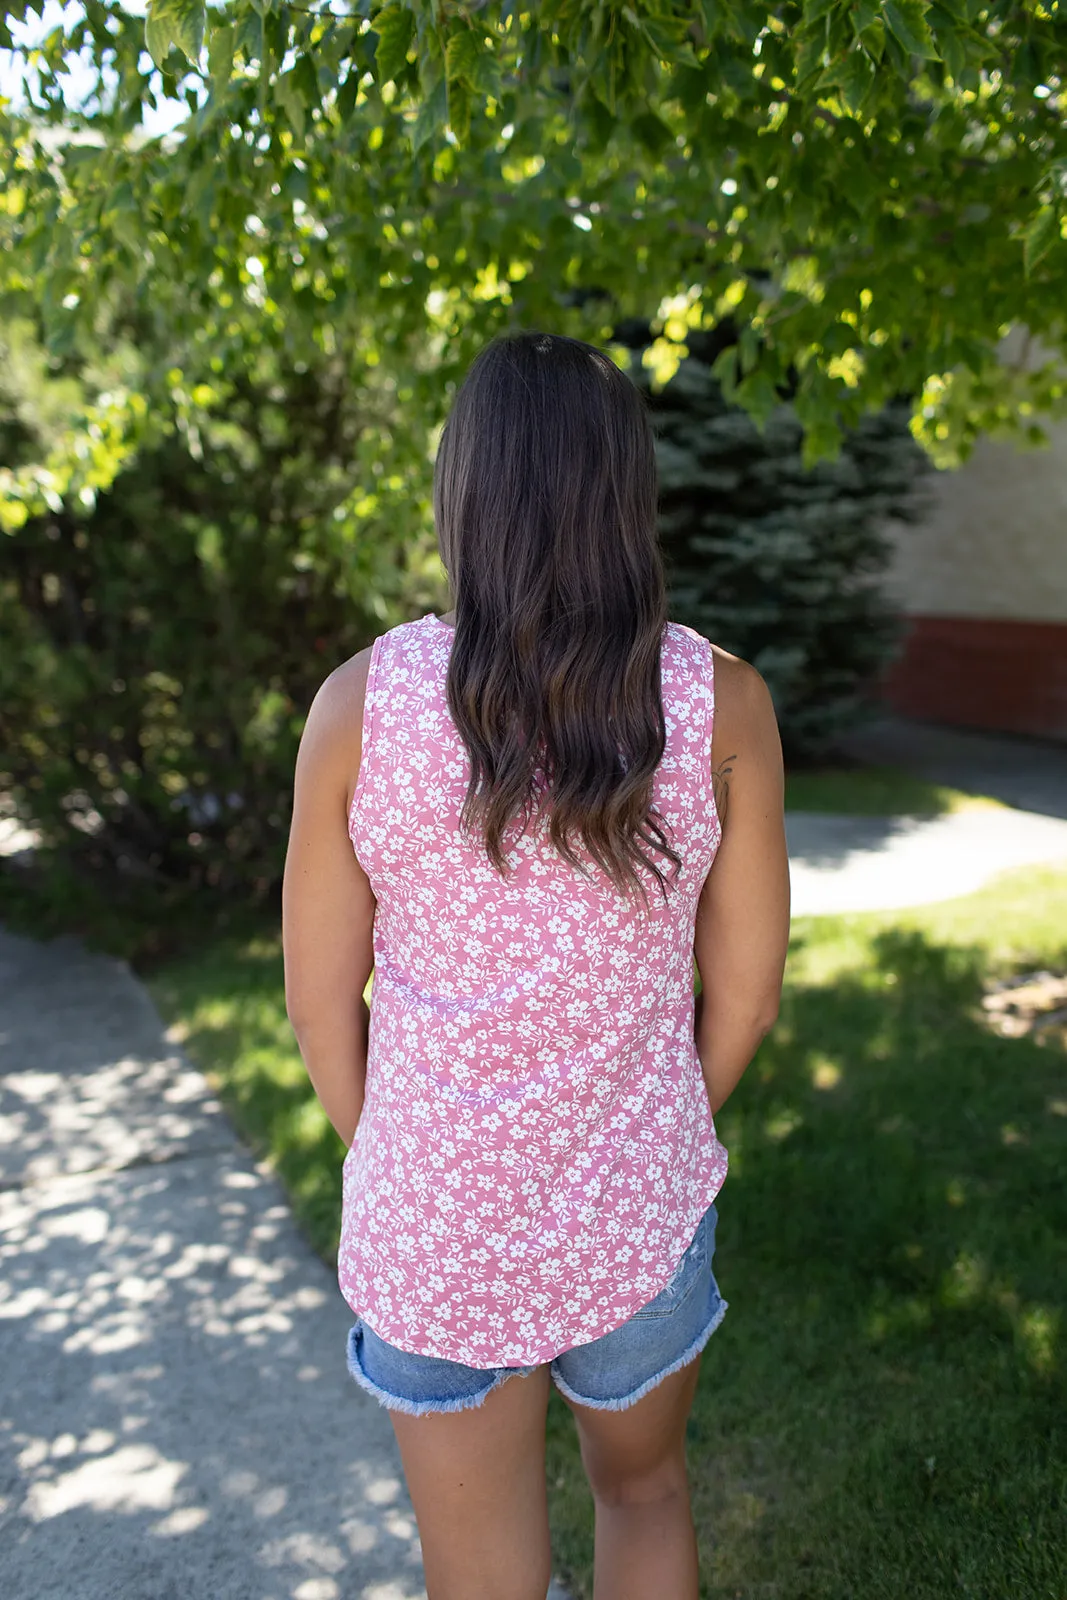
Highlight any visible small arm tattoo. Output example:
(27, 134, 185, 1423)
(712, 752, 737, 826)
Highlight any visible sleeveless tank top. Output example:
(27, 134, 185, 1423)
(337, 613, 728, 1367)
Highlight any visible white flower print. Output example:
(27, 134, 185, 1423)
(337, 616, 728, 1366)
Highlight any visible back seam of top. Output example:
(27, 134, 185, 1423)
(349, 629, 387, 841)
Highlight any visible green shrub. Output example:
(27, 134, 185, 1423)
(0, 342, 438, 900)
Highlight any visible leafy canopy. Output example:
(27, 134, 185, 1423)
(1, 0, 1066, 475)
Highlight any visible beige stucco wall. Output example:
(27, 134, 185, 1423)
(884, 327, 1067, 623)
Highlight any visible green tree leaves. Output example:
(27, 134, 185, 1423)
(145, 0, 206, 70)
(882, 0, 940, 60)
(3, 0, 1067, 472)
(1023, 205, 1060, 277)
(372, 4, 415, 87)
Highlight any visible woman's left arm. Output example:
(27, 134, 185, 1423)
(282, 650, 376, 1148)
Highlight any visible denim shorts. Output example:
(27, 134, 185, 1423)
(344, 1199, 726, 1417)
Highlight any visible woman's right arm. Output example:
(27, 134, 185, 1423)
(693, 646, 791, 1116)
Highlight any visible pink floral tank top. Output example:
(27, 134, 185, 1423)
(337, 613, 727, 1366)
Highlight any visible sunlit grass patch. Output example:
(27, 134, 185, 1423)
(784, 763, 1006, 817)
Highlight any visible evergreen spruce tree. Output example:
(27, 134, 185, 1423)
(635, 335, 934, 761)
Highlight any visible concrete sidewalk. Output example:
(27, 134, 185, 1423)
(788, 714, 1067, 915)
(0, 924, 573, 1600)
(788, 805, 1067, 916)
(0, 925, 428, 1600)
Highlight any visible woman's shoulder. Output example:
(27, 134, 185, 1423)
(667, 623, 774, 715)
(315, 643, 374, 719)
(710, 644, 771, 705)
(305, 616, 430, 751)
(316, 616, 423, 709)
(704, 644, 781, 799)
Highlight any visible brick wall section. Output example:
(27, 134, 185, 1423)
(882, 616, 1067, 741)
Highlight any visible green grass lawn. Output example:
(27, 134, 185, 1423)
(784, 763, 1006, 817)
(143, 862, 1067, 1600)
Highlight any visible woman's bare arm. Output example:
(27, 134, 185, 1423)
(282, 650, 376, 1148)
(693, 646, 791, 1116)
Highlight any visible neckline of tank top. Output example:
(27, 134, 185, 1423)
(424, 615, 676, 635)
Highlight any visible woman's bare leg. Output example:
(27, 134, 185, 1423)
(559, 1352, 703, 1600)
(388, 1364, 553, 1600)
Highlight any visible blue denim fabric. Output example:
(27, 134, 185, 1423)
(345, 1199, 727, 1417)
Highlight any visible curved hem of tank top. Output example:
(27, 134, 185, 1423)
(548, 1295, 729, 1412)
(338, 1179, 728, 1370)
(533, 1179, 724, 1362)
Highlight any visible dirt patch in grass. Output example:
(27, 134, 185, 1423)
(980, 970, 1067, 1048)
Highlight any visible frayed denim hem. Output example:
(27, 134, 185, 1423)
(345, 1325, 530, 1418)
(549, 1296, 729, 1412)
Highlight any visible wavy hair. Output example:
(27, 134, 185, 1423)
(433, 331, 682, 909)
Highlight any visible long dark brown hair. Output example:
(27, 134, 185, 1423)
(434, 331, 682, 909)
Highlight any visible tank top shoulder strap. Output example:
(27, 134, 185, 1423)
(348, 620, 416, 839)
(665, 620, 718, 831)
(667, 620, 716, 735)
